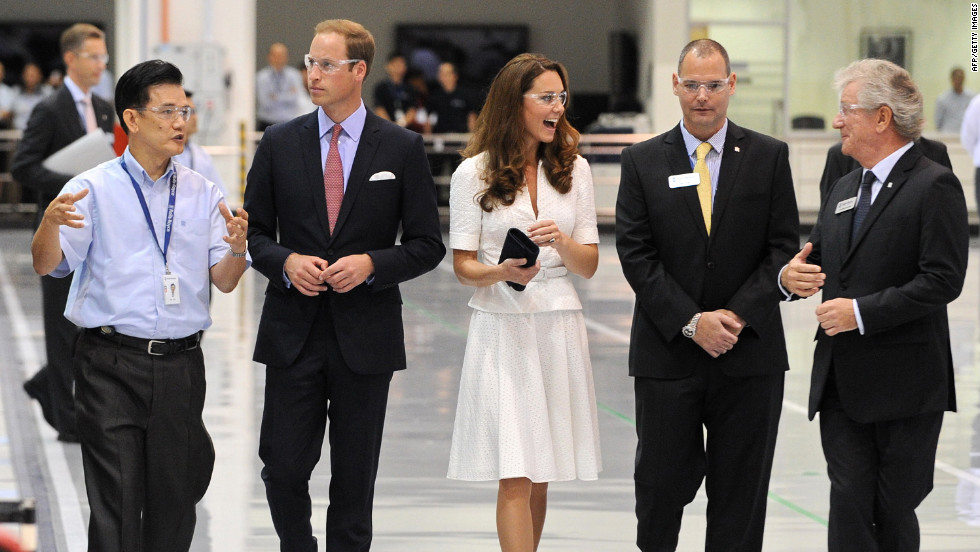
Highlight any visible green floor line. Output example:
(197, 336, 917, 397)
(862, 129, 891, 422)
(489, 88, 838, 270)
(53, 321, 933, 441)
(403, 298, 469, 337)
(404, 296, 828, 526)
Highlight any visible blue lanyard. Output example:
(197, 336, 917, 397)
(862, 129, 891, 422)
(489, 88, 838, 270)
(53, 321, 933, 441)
(120, 158, 177, 272)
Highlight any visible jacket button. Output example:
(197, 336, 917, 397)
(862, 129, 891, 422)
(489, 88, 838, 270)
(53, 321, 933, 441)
(327, 249, 334, 256)
(706, 261, 716, 269)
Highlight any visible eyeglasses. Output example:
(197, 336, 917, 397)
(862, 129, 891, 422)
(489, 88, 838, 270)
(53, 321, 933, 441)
(524, 91, 567, 106)
(134, 105, 195, 122)
(838, 103, 872, 117)
(304, 54, 362, 73)
(677, 77, 730, 95)
(75, 52, 109, 64)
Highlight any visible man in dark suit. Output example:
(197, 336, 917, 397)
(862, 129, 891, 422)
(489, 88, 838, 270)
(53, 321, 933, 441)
(243, 19, 445, 551)
(12, 23, 113, 442)
(781, 59, 968, 552)
(616, 39, 799, 551)
(818, 137, 951, 207)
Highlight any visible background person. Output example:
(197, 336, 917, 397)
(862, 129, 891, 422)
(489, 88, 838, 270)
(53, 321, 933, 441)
(615, 39, 799, 551)
(372, 52, 415, 127)
(446, 53, 602, 552)
(255, 42, 306, 130)
(934, 67, 973, 133)
(11, 62, 54, 131)
(173, 89, 229, 199)
(12, 22, 114, 443)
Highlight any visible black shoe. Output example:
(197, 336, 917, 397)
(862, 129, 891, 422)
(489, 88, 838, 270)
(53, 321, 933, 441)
(23, 376, 57, 430)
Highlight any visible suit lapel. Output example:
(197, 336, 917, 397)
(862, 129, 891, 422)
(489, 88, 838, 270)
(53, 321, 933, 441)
(94, 99, 113, 132)
(833, 171, 861, 263)
(331, 111, 382, 239)
(56, 88, 86, 139)
(664, 125, 708, 240)
(847, 147, 920, 256)
(300, 112, 333, 240)
(711, 122, 746, 236)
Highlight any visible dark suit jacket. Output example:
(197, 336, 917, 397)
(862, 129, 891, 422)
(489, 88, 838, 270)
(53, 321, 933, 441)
(244, 109, 445, 374)
(818, 137, 951, 206)
(616, 121, 800, 379)
(12, 85, 114, 227)
(806, 144, 968, 423)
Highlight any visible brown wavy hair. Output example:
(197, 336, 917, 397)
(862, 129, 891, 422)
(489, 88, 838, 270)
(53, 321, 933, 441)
(462, 53, 580, 212)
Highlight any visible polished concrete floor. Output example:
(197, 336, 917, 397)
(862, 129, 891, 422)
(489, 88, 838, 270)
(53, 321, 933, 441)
(0, 227, 978, 551)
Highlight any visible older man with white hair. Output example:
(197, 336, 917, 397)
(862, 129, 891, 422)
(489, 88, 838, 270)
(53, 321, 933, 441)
(782, 58, 969, 552)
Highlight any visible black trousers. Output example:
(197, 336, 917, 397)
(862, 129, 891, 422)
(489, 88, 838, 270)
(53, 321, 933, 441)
(259, 299, 393, 552)
(819, 378, 943, 552)
(74, 330, 214, 552)
(27, 274, 79, 434)
(634, 368, 784, 552)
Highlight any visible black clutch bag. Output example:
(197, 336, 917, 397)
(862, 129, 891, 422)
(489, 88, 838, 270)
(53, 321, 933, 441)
(497, 228, 539, 292)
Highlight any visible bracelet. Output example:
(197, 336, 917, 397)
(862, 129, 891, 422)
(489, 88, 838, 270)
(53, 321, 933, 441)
(231, 241, 247, 257)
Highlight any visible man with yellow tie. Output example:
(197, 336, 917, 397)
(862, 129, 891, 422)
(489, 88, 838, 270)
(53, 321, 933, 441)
(615, 39, 800, 551)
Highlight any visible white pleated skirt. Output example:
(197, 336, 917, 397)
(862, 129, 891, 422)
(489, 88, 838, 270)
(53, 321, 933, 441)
(447, 309, 602, 482)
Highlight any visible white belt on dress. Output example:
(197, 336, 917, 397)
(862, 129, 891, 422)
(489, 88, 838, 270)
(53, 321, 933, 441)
(530, 266, 568, 281)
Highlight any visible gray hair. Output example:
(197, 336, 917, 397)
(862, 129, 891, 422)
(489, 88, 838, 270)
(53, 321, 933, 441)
(833, 58, 923, 141)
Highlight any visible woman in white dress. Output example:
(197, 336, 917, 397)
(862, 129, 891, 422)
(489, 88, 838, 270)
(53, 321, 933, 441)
(447, 53, 602, 552)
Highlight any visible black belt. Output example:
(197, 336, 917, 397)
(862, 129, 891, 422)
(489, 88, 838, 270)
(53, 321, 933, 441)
(88, 327, 201, 356)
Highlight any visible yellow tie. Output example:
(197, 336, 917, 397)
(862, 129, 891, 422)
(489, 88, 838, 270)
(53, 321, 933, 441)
(694, 142, 713, 234)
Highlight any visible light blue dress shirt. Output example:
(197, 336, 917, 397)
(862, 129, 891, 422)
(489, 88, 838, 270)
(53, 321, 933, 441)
(52, 147, 250, 339)
(680, 118, 728, 205)
(318, 100, 367, 189)
(174, 142, 229, 198)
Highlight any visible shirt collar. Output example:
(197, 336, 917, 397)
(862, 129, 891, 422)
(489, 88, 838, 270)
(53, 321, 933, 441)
(867, 141, 914, 183)
(318, 101, 367, 143)
(122, 147, 175, 188)
(63, 76, 90, 104)
(679, 118, 728, 158)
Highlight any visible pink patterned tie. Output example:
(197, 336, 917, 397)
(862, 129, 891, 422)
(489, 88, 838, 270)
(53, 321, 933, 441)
(81, 97, 98, 133)
(324, 124, 344, 233)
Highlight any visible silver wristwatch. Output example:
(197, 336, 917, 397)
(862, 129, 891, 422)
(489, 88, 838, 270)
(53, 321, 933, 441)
(682, 313, 702, 338)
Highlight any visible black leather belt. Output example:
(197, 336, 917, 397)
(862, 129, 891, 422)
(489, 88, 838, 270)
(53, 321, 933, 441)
(88, 327, 201, 356)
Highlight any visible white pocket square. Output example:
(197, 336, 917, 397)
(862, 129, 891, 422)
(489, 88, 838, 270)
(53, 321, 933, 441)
(369, 171, 396, 181)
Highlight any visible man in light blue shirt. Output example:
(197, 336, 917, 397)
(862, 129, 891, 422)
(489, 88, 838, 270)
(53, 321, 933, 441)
(173, 90, 229, 199)
(31, 60, 250, 552)
(255, 42, 307, 130)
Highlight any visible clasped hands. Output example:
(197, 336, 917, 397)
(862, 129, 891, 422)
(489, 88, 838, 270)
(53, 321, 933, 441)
(285, 252, 374, 295)
(780, 242, 857, 335)
(693, 309, 744, 358)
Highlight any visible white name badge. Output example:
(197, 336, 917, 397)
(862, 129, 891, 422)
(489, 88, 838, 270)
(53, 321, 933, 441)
(668, 173, 701, 188)
(835, 197, 857, 214)
(163, 273, 181, 305)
